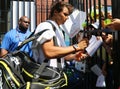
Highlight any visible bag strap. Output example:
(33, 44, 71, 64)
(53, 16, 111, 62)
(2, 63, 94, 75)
(16, 29, 49, 50)
(32, 21, 63, 81)
(46, 21, 62, 69)
(32, 62, 47, 82)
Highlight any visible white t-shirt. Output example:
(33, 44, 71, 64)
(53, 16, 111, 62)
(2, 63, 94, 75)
(32, 20, 66, 68)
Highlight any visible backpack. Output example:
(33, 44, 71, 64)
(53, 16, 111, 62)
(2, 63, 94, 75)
(0, 51, 67, 89)
(0, 54, 25, 89)
(0, 21, 68, 89)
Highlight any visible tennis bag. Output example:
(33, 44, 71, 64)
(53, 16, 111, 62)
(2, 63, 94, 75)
(0, 54, 25, 89)
(0, 51, 67, 89)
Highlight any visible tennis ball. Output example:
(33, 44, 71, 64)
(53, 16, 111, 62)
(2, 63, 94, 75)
(104, 19, 111, 26)
(82, 22, 87, 28)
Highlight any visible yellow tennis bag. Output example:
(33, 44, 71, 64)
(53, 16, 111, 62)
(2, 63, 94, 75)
(0, 51, 67, 89)
(0, 23, 68, 89)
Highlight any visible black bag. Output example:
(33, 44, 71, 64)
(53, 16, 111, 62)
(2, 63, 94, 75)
(0, 54, 25, 89)
(0, 21, 68, 89)
(0, 51, 67, 89)
(18, 51, 68, 88)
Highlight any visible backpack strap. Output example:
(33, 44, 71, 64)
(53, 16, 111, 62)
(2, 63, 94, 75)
(16, 29, 49, 50)
(32, 62, 47, 82)
(32, 21, 63, 79)
(46, 21, 62, 69)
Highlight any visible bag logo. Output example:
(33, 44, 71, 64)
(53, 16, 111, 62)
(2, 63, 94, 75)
(10, 57, 20, 65)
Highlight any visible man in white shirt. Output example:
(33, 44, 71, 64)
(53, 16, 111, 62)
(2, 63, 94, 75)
(32, 1, 89, 68)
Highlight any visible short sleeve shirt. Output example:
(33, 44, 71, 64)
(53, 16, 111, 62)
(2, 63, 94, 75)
(0, 27, 33, 57)
(32, 20, 66, 68)
(32, 21, 56, 63)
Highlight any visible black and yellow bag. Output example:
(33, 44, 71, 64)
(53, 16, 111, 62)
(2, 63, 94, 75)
(17, 51, 68, 89)
(0, 51, 68, 89)
(0, 55, 25, 89)
(0, 22, 68, 89)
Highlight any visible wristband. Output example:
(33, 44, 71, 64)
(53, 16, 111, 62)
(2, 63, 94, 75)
(73, 44, 79, 51)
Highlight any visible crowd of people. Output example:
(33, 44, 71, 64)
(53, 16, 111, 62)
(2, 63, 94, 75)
(0, 1, 120, 89)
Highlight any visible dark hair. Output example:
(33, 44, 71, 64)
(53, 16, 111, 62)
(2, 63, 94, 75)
(49, 1, 74, 18)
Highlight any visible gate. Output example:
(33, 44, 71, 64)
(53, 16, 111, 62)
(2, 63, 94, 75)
(112, 0, 120, 89)
(68, 0, 113, 89)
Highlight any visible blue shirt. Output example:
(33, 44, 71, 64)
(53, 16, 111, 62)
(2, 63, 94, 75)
(0, 27, 33, 57)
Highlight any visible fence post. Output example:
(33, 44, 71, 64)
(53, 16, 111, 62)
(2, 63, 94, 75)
(112, 0, 120, 89)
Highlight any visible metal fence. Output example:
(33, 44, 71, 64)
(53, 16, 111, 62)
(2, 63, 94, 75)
(67, 0, 113, 89)
(111, 0, 120, 89)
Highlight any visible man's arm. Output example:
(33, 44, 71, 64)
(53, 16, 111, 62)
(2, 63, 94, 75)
(107, 18, 120, 30)
(0, 48, 8, 58)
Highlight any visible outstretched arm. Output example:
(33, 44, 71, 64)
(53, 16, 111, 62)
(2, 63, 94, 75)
(107, 18, 120, 30)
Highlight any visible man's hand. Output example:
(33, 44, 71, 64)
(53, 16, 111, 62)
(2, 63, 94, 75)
(78, 38, 89, 51)
(106, 18, 120, 30)
(75, 51, 89, 61)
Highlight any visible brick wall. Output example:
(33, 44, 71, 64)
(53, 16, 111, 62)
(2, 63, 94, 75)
(36, 0, 68, 25)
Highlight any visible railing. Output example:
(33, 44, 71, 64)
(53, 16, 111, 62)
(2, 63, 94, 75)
(69, 0, 114, 89)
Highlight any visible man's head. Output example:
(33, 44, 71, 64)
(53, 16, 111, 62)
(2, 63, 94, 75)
(49, 1, 74, 25)
(18, 16, 30, 32)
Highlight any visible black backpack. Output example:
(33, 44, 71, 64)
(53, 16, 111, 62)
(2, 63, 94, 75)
(0, 50, 67, 89)
(0, 21, 68, 89)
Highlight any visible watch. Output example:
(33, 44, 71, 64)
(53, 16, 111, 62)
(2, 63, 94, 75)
(73, 44, 79, 51)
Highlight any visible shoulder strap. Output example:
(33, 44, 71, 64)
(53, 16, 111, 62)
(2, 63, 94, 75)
(16, 21, 55, 50)
(45, 20, 58, 46)
(46, 20, 56, 31)
(46, 21, 62, 69)
(16, 29, 48, 50)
